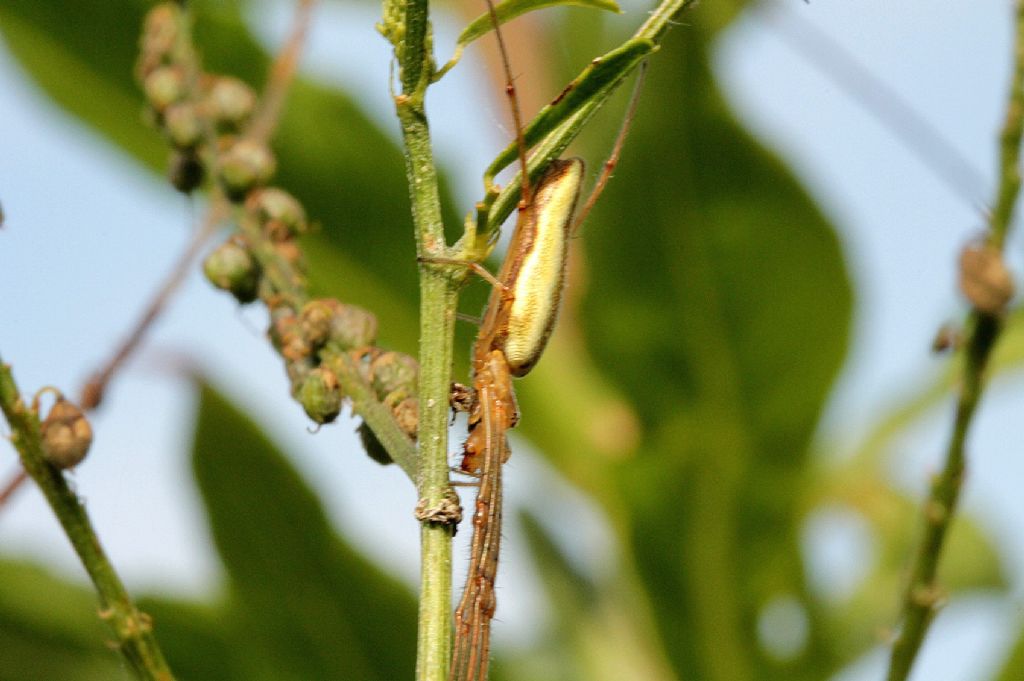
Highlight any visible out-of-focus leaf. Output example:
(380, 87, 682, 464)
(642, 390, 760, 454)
(190, 383, 417, 681)
(804, 486, 1005, 658)
(135, 597, 244, 681)
(838, 306, 1024, 472)
(0, 0, 461, 356)
(0, 560, 130, 681)
(439, 0, 622, 80)
(503, 512, 678, 681)
(0, 3, 164, 170)
(995, 621, 1024, 681)
(458, 0, 621, 53)
(515, 22, 852, 681)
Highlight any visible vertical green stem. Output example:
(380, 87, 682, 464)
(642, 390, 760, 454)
(0, 359, 175, 681)
(887, 2, 1024, 679)
(391, 0, 459, 678)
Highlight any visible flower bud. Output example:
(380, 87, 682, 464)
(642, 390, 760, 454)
(143, 65, 187, 112)
(247, 187, 307, 240)
(40, 398, 92, 469)
(286, 357, 317, 398)
(329, 305, 378, 349)
(163, 102, 202, 149)
(217, 140, 276, 201)
(274, 240, 305, 270)
(391, 397, 419, 439)
(349, 347, 381, 384)
(203, 238, 260, 303)
(268, 303, 310, 359)
(370, 352, 418, 399)
(136, 3, 181, 78)
(299, 367, 342, 424)
(269, 307, 298, 352)
(299, 299, 338, 348)
(357, 422, 394, 466)
(167, 149, 205, 193)
(205, 77, 256, 131)
(959, 242, 1015, 314)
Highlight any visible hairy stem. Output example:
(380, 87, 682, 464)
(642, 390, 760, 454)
(0, 359, 175, 681)
(388, 0, 461, 676)
(887, 3, 1024, 679)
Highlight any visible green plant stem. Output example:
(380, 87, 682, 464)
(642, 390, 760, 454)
(887, 3, 1024, 679)
(390, 0, 462, 677)
(0, 358, 175, 681)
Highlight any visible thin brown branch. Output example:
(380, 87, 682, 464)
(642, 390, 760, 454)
(80, 202, 227, 411)
(246, 0, 317, 145)
(0, 468, 27, 507)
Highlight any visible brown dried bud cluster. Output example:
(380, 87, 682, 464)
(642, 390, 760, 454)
(40, 398, 93, 469)
(959, 242, 1015, 314)
(136, 3, 181, 80)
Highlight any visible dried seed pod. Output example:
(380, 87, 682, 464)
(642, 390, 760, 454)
(143, 65, 187, 112)
(299, 367, 342, 424)
(931, 324, 961, 354)
(163, 102, 202, 149)
(136, 3, 181, 78)
(959, 243, 1015, 314)
(286, 357, 318, 398)
(329, 304, 378, 349)
(299, 299, 338, 348)
(203, 238, 260, 303)
(357, 422, 394, 466)
(205, 77, 257, 131)
(247, 187, 307, 240)
(268, 307, 299, 352)
(268, 302, 310, 359)
(274, 240, 304, 270)
(391, 397, 419, 439)
(167, 149, 204, 193)
(370, 352, 419, 398)
(40, 398, 93, 469)
(349, 347, 381, 384)
(217, 140, 276, 201)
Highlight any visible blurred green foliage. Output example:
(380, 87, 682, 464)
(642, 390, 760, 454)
(0, 0, 1019, 680)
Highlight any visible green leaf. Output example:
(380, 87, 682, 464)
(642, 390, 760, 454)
(441, 0, 622, 79)
(507, 513, 679, 681)
(0, 560, 130, 681)
(473, 38, 653, 246)
(0, 1, 164, 170)
(995, 620, 1024, 681)
(805, 486, 1005, 659)
(514, 26, 853, 681)
(134, 597, 246, 681)
(190, 383, 417, 681)
(842, 306, 1024, 473)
